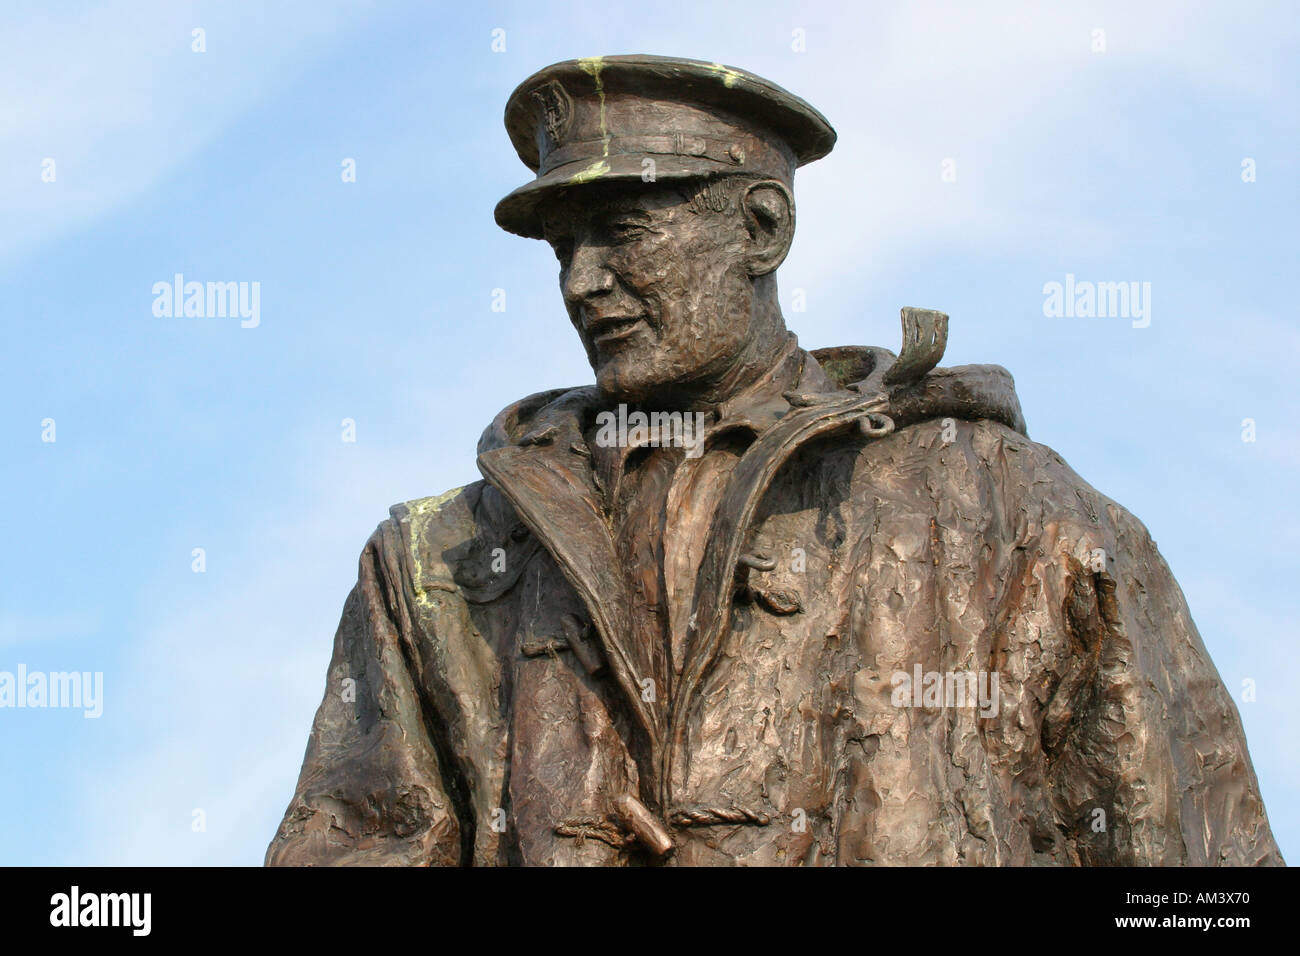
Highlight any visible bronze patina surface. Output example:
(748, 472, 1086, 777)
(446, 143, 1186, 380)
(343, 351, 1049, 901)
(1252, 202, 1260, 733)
(267, 55, 1281, 866)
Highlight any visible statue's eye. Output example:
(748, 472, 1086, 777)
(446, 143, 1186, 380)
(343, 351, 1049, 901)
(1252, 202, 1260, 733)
(608, 218, 648, 243)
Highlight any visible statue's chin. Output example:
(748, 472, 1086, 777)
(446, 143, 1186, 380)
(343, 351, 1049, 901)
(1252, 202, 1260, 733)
(594, 363, 664, 405)
(595, 358, 729, 410)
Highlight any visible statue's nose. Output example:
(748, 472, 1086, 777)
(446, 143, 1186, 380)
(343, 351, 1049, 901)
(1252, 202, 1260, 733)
(563, 243, 616, 304)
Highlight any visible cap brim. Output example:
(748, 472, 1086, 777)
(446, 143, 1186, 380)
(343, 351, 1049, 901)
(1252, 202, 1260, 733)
(494, 153, 750, 239)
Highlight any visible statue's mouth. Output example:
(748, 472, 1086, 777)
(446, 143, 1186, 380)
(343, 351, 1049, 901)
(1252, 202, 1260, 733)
(589, 315, 647, 347)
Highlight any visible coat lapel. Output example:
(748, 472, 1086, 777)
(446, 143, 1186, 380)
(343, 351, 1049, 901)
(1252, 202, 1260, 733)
(477, 433, 662, 759)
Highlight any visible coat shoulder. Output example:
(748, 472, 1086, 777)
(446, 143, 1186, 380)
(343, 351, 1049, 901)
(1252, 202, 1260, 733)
(839, 415, 1158, 546)
(382, 478, 538, 608)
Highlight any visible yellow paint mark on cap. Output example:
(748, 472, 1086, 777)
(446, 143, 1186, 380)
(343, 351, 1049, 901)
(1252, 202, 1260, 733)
(577, 56, 610, 157)
(569, 159, 610, 184)
(708, 62, 742, 88)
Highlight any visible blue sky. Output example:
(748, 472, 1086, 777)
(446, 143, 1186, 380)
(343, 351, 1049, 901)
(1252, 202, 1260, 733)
(1, 0, 1295, 865)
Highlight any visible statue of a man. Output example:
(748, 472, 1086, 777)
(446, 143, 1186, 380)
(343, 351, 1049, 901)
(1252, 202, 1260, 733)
(267, 55, 1280, 866)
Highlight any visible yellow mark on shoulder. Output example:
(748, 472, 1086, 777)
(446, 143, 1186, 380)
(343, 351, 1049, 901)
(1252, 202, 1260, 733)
(406, 485, 465, 606)
(410, 485, 466, 516)
(569, 159, 610, 184)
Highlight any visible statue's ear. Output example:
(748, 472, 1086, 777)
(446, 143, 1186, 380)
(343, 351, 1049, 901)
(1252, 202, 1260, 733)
(741, 180, 795, 276)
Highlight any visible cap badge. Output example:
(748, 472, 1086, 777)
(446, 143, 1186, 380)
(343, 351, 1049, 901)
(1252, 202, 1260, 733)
(532, 79, 574, 150)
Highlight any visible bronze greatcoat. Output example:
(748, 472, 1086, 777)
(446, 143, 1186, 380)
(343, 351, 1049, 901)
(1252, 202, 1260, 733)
(266, 336, 1281, 866)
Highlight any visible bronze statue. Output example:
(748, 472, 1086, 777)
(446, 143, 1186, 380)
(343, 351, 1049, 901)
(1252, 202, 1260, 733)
(267, 55, 1281, 866)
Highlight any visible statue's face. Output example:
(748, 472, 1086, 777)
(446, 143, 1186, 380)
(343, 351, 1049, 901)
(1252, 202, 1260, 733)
(539, 180, 756, 403)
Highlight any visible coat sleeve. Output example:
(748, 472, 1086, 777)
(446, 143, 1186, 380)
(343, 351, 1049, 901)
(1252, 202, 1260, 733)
(1035, 495, 1282, 866)
(265, 518, 464, 866)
